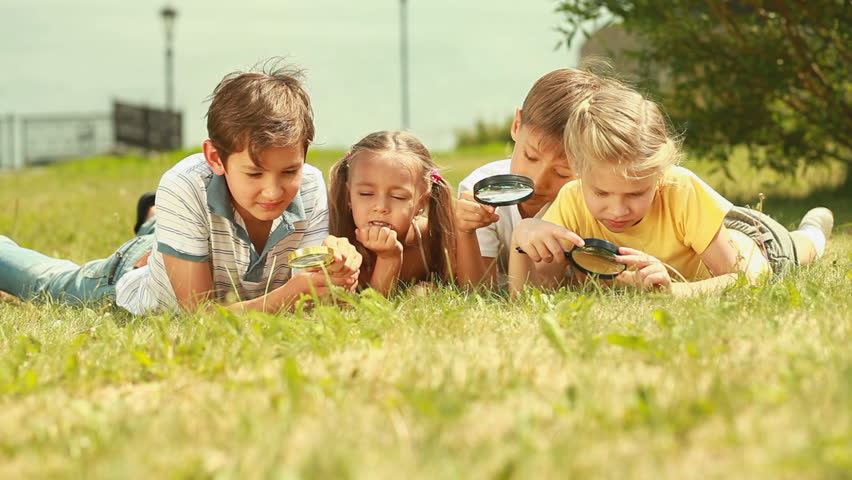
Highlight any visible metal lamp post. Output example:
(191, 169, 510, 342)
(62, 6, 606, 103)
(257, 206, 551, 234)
(399, 0, 410, 130)
(160, 6, 177, 112)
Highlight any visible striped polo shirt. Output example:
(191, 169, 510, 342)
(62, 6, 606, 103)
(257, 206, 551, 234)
(115, 153, 328, 314)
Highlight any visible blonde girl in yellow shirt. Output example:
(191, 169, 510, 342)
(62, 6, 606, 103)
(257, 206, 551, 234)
(509, 86, 833, 297)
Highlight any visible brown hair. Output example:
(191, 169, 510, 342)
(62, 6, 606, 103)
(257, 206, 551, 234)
(206, 58, 314, 165)
(519, 62, 623, 151)
(329, 131, 457, 282)
(564, 86, 681, 179)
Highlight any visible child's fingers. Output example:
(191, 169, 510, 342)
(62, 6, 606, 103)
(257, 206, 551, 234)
(310, 270, 356, 288)
(618, 246, 646, 256)
(342, 245, 362, 272)
(383, 229, 399, 250)
(554, 229, 585, 249)
(321, 237, 361, 276)
(615, 265, 669, 290)
(642, 270, 671, 290)
(615, 270, 639, 286)
(459, 191, 497, 214)
(519, 241, 550, 263)
(458, 191, 477, 202)
(616, 253, 658, 270)
(538, 236, 570, 263)
(456, 198, 499, 226)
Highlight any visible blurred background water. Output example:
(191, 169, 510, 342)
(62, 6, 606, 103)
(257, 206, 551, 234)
(0, 0, 583, 152)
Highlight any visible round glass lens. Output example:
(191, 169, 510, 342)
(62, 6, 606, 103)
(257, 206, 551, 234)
(474, 182, 535, 205)
(570, 245, 625, 276)
(288, 246, 335, 269)
(473, 175, 535, 207)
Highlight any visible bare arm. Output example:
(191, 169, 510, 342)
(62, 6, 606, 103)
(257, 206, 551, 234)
(357, 225, 404, 296)
(454, 191, 500, 287)
(508, 218, 584, 296)
(617, 225, 770, 297)
(368, 254, 403, 296)
(672, 225, 770, 296)
(163, 235, 362, 313)
(162, 254, 216, 310)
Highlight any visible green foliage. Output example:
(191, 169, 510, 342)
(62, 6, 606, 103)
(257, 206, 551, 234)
(556, 0, 852, 175)
(454, 116, 514, 148)
(0, 150, 851, 478)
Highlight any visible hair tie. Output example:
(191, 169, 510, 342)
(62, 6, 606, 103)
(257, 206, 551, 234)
(430, 168, 443, 184)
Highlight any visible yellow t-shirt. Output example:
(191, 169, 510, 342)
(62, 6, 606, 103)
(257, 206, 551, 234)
(542, 166, 735, 281)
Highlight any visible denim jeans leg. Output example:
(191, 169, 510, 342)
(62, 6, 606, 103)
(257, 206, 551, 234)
(0, 235, 116, 305)
(136, 217, 157, 237)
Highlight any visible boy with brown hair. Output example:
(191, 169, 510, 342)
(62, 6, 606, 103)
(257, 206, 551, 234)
(455, 67, 620, 287)
(0, 60, 361, 313)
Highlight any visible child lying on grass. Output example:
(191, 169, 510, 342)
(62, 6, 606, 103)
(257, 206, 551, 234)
(509, 84, 833, 297)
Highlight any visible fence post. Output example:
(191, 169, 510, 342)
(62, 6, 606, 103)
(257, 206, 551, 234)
(1, 113, 12, 170)
(10, 114, 21, 170)
(19, 117, 27, 169)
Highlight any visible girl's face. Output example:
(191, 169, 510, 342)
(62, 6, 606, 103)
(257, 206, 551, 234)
(581, 167, 661, 233)
(347, 151, 427, 237)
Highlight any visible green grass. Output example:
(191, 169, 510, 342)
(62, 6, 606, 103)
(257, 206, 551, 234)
(1, 147, 851, 479)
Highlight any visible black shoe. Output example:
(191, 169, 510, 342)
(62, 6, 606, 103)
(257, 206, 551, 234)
(134, 192, 156, 234)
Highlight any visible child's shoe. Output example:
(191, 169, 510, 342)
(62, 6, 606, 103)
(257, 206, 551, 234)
(798, 207, 834, 240)
(134, 192, 156, 234)
(797, 207, 833, 258)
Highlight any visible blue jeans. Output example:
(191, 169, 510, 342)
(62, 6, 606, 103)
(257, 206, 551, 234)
(0, 218, 155, 306)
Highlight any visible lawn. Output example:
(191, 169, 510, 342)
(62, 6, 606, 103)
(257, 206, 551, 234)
(1, 146, 850, 479)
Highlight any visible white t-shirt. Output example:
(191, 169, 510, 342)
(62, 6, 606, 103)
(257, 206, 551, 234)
(457, 159, 550, 281)
(115, 153, 328, 314)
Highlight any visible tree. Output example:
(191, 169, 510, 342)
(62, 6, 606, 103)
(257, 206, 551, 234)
(556, 0, 852, 174)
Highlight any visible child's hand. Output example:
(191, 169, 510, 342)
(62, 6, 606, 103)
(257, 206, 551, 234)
(513, 218, 584, 263)
(356, 225, 404, 259)
(614, 247, 672, 292)
(456, 191, 500, 234)
(290, 267, 357, 297)
(322, 235, 363, 278)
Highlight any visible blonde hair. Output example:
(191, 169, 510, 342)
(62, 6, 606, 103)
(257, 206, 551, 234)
(520, 63, 624, 151)
(564, 86, 681, 179)
(329, 131, 456, 282)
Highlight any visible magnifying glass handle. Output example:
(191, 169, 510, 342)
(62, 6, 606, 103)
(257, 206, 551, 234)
(515, 247, 570, 256)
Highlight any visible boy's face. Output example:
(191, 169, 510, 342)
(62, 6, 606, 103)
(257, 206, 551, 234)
(580, 167, 659, 233)
(509, 109, 574, 218)
(347, 151, 427, 238)
(203, 141, 305, 225)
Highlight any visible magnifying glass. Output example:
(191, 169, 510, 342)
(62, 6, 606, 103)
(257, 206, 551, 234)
(473, 174, 535, 207)
(567, 238, 625, 280)
(287, 246, 336, 269)
(516, 238, 626, 280)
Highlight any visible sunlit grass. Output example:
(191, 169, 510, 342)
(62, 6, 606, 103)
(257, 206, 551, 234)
(0, 148, 850, 478)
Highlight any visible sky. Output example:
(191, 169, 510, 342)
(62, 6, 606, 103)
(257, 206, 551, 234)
(0, 0, 588, 153)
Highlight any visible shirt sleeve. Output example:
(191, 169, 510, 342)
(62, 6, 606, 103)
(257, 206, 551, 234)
(678, 169, 733, 254)
(154, 169, 211, 262)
